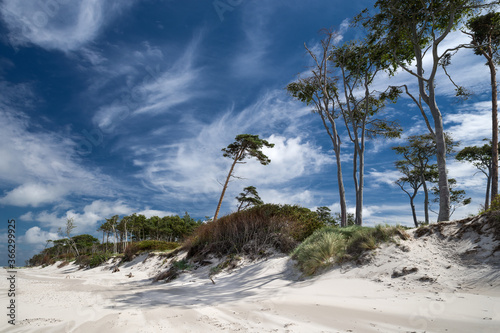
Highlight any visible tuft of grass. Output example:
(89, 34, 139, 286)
(291, 227, 345, 275)
(123, 241, 179, 262)
(292, 225, 409, 275)
(171, 259, 191, 271)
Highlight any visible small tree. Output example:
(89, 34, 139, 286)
(393, 133, 457, 224)
(315, 206, 338, 226)
(58, 217, 79, 257)
(213, 134, 274, 221)
(236, 186, 264, 211)
(456, 141, 498, 209)
(430, 178, 471, 218)
(394, 160, 425, 227)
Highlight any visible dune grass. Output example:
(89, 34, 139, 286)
(291, 225, 409, 275)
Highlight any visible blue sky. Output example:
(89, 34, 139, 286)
(0, 0, 495, 265)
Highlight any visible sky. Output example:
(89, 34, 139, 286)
(0, 0, 496, 266)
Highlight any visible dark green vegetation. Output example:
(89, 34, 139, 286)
(291, 225, 410, 275)
(26, 212, 198, 267)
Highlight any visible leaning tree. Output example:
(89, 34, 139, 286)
(213, 134, 274, 222)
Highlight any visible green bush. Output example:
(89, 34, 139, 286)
(89, 253, 110, 268)
(292, 225, 409, 275)
(135, 240, 179, 252)
(291, 227, 346, 275)
(481, 194, 500, 214)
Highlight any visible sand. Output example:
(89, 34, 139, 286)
(2, 216, 500, 332)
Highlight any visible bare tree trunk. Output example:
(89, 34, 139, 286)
(420, 171, 430, 224)
(486, 173, 491, 210)
(214, 150, 243, 222)
(413, 40, 450, 222)
(489, 59, 498, 202)
(410, 196, 418, 228)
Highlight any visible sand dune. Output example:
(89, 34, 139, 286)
(2, 215, 499, 332)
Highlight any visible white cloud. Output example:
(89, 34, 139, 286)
(0, 0, 136, 52)
(130, 90, 328, 205)
(22, 227, 58, 245)
(259, 188, 315, 207)
(238, 134, 332, 184)
(366, 169, 401, 188)
(137, 209, 177, 218)
(92, 33, 204, 133)
(0, 93, 115, 207)
(0, 183, 68, 207)
(445, 103, 491, 146)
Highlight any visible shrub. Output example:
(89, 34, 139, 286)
(292, 225, 409, 275)
(57, 261, 70, 268)
(185, 204, 324, 259)
(291, 227, 346, 275)
(75, 255, 90, 268)
(135, 240, 179, 252)
(123, 243, 140, 262)
(481, 194, 500, 214)
(171, 259, 191, 271)
(89, 253, 110, 268)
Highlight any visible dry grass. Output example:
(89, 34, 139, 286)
(185, 204, 324, 259)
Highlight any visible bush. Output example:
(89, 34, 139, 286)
(481, 194, 500, 214)
(291, 227, 346, 275)
(123, 243, 140, 262)
(89, 253, 110, 268)
(185, 204, 324, 259)
(292, 225, 409, 275)
(135, 240, 179, 252)
(75, 255, 90, 268)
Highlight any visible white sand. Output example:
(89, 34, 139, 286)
(2, 216, 500, 332)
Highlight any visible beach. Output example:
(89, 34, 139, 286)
(2, 217, 500, 332)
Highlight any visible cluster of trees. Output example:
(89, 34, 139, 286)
(287, 1, 499, 226)
(97, 212, 202, 253)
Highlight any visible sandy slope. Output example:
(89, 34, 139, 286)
(2, 215, 499, 333)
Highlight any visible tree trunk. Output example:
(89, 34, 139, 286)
(489, 58, 498, 203)
(213, 150, 243, 222)
(413, 30, 450, 222)
(486, 174, 491, 210)
(337, 151, 347, 228)
(410, 196, 418, 228)
(420, 171, 429, 224)
(432, 112, 451, 222)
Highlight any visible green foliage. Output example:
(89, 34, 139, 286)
(291, 227, 346, 275)
(467, 11, 500, 58)
(135, 240, 179, 252)
(236, 186, 264, 211)
(186, 204, 324, 258)
(481, 194, 500, 214)
(456, 141, 496, 174)
(171, 259, 191, 271)
(291, 225, 409, 276)
(89, 253, 110, 268)
(315, 206, 337, 226)
(222, 134, 275, 165)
